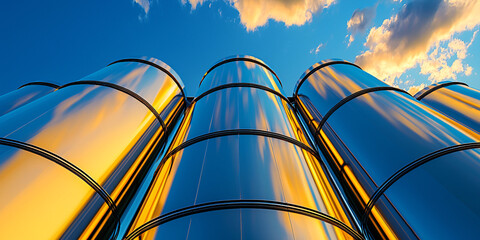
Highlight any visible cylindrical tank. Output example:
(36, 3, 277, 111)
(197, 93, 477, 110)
(294, 60, 480, 239)
(415, 81, 480, 133)
(124, 56, 362, 240)
(0, 57, 186, 239)
(0, 82, 59, 116)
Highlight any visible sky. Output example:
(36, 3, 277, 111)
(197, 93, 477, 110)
(0, 0, 479, 96)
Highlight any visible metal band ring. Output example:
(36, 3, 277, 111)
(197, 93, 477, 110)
(360, 142, 480, 236)
(108, 58, 187, 104)
(415, 82, 468, 100)
(294, 61, 362, 98)
(314, 87, 410, 136)
(199, 57, 283, 87)
(163, 129, 318, 161)
(59, 80, 167, 131)
(0, 137, 121, 239)
(192, 83, 292, 109)
(18, 82, 60, 89)
(125, 199, 364, 240)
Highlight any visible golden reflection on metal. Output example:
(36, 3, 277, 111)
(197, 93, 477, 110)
(302, 151, 352, 239)
(286, 102, 354, 239)
(421, 86, 480, 134)
(0, 85, 57, 116)
(294, 62, 480, 239)
(128, 155, 178, 240)
(7, 92, 43, 111)
(0, 150, 94, 239)
(343, 166, 397, 240)
(299, 91, 399, 239)
(318, 127, 397, 239)
(319, 130, 344, 166)
(0, 59, 185, 239)
(126, 58, 358, 239)
(360, 93, 480, 144)
(127, 106, 195, 237)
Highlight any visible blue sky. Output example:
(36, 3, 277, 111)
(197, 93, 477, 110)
(1, 0, 479, 96)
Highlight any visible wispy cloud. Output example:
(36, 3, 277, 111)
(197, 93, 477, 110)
(310, 43, 324, 54)
(420, 31, 477, 82)
(355, 0, 480, 86)
(182, 0, 336, 31)
(134, 0, 151, 14)
(346, 4, 377, 46)
(182, 0, 208, 10)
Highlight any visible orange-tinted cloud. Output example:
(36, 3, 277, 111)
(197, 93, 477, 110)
(407, 83, 426, 95)
(355, 0, 480, 86)
(183, 0, 335, 31)
(134, 0, 151, 14)
(182, 0, 207, 10)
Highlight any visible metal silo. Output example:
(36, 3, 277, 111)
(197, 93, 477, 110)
(0, 82, 59, 116)
(294, 60, 480, 239)
(124, 56, 362, 240)
(415, 81, 480, 133)
(0, 57, 186, 239)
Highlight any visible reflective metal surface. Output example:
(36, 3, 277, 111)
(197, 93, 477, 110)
(0, 57, 185, 239)
(295, 60, 480, 239)
(0, 82, 58, 117)
(415, 81, 480, 134)
(126, 56, 360, 240)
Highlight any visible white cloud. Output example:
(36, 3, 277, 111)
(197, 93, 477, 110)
(419, 31, 477, 82)
(134, 0, 151, 14)
(182, 0, 336, 31)
(355, 0, 480, 86)
(310, 43, 324, 54)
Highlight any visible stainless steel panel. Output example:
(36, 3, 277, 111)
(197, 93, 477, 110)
(0, 144, 100, 239)
(198, 55, 284, 95)
(130, 207, 359, 240)
(186, 88, 298, 140)
(126, 56, 360, 240)
(0, 82, 58, 116)
(0, 57, 185, 239)
(415, 81, 480, 134)
(295, 60, 480, 239)
(382, 149, 480, 239)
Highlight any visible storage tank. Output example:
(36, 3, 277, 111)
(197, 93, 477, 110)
(415, 81, 480, 133)
(0, 81, 58, 116)
(124, 56, 362, 240)
(294, 60, 480, 239)
(0, 57, 186, 239)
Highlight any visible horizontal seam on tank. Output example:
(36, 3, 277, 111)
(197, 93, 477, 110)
(125, 199, 364, 240)
(314, 87, 410, 136)
(294, 61, 362, 97)
(415, 82, 469, 100)
(199, 57, 283, 87)
(163, 129, 317, 161)
(18, 81, 60, 89)
(360, 142, 480, 236)
(108, 58, 187, 104)
(191, 83, 292, 108)
(0, 137, 121, 239)
(59, 80, 167, 132)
